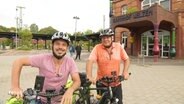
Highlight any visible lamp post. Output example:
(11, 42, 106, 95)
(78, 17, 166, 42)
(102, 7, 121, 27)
(15, 6, 25, 49)
(15, 7, 18, 49)
(73, 16, 80, 45)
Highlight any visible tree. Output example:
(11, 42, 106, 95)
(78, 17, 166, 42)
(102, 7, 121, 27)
(98, 28, 103, 33)
(38, 26, 58, 35)
(9, 27, 16, 32)
(30, 23, 39, 33)
(84, 29, 93, 35)
(18, 29, 32, 50)
(0, 25, 9, 32)
(66, 32, 72, 36)
(0, 25, 16, 32)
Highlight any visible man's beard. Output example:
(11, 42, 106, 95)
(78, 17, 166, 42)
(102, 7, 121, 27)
(52, 48, 66, 60)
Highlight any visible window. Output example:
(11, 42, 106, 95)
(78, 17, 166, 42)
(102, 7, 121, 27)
(141, 0, 170, 11)
(151, 0, 158, 4)
(122, 5, 128, 15)
(143, 0, 150, 5)
(142, 0, 151, 10)
(143, 5, 150, 9)
(121, 32, 128, 48)
(160, 0, 170, 10)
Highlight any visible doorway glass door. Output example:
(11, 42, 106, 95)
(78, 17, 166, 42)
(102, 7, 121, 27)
(141, 36, 148, 56)
(141, 30, 170, 58)
(148, 35, 154, 56)
(161, 34, 170, 58)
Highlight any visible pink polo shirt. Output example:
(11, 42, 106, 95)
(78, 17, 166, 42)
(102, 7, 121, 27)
(29, 53, 78, 103)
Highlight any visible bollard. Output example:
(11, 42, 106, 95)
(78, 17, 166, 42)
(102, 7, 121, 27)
(137, 53, 142, 65)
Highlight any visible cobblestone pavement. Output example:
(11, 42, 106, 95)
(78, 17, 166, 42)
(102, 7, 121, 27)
(0, 50, 184, 104)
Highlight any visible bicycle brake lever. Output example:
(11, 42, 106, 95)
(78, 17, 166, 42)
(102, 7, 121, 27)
(118, 73, 131, 81)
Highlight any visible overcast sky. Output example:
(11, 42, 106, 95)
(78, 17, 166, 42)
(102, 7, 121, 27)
(0, 0, 110, 33)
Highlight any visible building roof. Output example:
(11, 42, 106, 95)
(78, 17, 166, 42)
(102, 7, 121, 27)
(0, 32, 100, 41)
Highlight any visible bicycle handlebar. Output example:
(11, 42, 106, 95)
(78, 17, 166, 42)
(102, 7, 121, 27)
(37, 88, 66, 98)
(23, 86, 67, 103)
(97, 73, 131, 85)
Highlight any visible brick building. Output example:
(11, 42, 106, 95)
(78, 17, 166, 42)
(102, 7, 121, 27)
(110, 0, 184, 59)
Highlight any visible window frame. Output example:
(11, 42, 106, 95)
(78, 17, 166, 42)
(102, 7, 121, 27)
(141, 0, 170, 11)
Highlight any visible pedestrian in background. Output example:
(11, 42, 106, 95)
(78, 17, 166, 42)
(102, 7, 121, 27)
(69, 43, 75, 57)
(75, 43, 82, 60)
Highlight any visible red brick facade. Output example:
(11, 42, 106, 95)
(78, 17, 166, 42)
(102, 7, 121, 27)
(110, 0, 184, 59)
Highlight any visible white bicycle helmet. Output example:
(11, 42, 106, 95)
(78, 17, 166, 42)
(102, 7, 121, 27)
(100, 28, 114, 37)
(51, 32, 70, 44)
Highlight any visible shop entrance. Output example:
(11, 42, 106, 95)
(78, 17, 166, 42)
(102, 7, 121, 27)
(141, 30, 170, 58)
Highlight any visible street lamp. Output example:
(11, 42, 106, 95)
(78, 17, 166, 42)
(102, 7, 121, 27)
(73, 16, 80, 45)
(15, 7, 18, 49)
(15, 6, 25, 49)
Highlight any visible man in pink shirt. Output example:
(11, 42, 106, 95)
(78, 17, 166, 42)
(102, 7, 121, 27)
(10, 32, 81, 104)
(86, 29, 130, 104)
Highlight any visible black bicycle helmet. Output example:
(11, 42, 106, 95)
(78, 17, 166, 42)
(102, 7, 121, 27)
(51, 32, 70, 45)
(99, 28, 114, 37)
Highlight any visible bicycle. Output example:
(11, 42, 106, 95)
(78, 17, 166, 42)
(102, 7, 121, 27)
(74, 71, 131, 104)
(7, 72, 130, 104)
(7, 75, 67, 104)
(23, 86, 67, 104)
(74, 72, 107, 104)
(7, 73, 92, 104)
(96, 71, 131, 104)
(72, 72, 91, 104)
